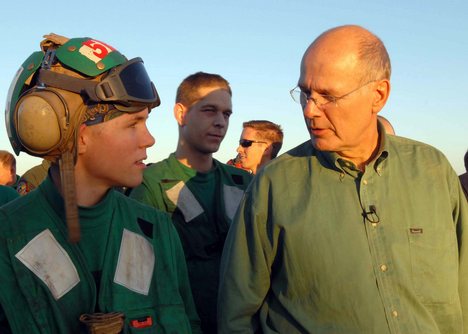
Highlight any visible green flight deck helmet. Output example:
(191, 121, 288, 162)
(5, 33, 161, 242)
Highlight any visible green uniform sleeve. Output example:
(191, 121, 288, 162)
(0, 212, 12, 333)
(0, 186, 19, 206)
(0, 210, 35, 333)
(130, 177, 165, 210)
(218, 175, 276, 333)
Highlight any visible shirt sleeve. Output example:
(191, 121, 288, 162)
(218, 175, 277, 333)
(129, 178, 165, 210)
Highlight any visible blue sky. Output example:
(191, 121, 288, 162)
(1, 0, 467, 175)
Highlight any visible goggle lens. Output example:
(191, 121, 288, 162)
(119, 60, 156, 100)
(96, 57, 160, 111)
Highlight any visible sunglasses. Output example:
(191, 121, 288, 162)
(239, 139, 268, 148)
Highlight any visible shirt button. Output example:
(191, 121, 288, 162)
(391, 310, 398, 318)
(362, 179, 368, 185)
(380, 264, 388, 272)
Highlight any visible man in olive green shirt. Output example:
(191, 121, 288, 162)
(218, 25, 468, 333)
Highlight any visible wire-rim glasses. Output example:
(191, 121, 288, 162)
(290, 80, 377, 110)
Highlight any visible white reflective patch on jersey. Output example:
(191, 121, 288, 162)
(166, 181, 204, 222)
(223, 185, 245, 220)
(114, 229, 155, 295)
(15, 229, 80, 300)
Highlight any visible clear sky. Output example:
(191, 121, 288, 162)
(1, 0, 467, 175)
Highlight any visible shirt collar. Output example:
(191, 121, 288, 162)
(372, 121, 390, 175)
(40, 173, 115, 223)
(316, 121, 390, 176)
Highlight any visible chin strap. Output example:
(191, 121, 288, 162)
(60, 150, 80, 243)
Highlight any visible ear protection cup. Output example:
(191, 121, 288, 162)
(15, 88, 69, 156)
(14, 87, 86, 159)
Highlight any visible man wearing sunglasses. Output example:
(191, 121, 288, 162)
(0, 34, 201, 333)
(130, 72, 252, 333)
(219, 25, 468, 333)
(236, 120, 283, 175)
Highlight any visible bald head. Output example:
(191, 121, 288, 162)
(296, 25, 392, 167)
(302, 25, 391, 85)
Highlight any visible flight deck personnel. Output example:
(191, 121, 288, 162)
(131, 72, 252, 333)
(235, 120, 283, 175)
(218, 25, 468, 334)
(0, 33, 201, 334)
(0, 150, 17, 187)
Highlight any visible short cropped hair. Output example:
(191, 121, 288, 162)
(175, 72, 231, 107)
(356, 31, 391, 83)
(243, 120, 284, 158)
(0, 150, 16, 170)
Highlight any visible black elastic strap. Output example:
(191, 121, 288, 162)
(37, 70, 100, 102)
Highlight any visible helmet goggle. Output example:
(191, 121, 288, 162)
(93, 57, 160, 110)
(38, 57, 160, 112)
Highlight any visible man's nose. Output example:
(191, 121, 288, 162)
(302, 98, 323, 119)
(214, 112, 227, 128)
(141, 125, 156, 149)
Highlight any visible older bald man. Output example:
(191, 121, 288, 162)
(218, 25, 468, 334)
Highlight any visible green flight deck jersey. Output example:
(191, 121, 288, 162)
(130, 153, 252, 333)
(219, 132, 468, 334)
(0, 176, 202, 334)
(0, 185, 19, 206)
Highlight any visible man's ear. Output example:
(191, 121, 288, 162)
(372, 79, 391, 114)
(263, 144, 273, 159)
(174, 103, 188, 126)
(77, 124, 89, 155)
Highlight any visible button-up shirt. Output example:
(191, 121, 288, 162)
(218, 131, 468, 334)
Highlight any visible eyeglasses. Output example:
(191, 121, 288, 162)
(289, 80, 376, 110)
(239, 139, 267, 148)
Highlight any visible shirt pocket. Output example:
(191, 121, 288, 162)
(407, 226, 458, 304)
